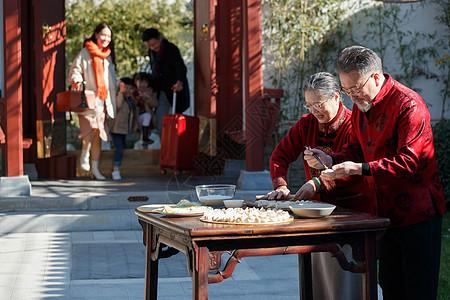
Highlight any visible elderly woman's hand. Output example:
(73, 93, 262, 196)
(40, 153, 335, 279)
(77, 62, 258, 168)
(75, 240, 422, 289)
(294, 180, 316, 200)
(303, 148, 332, 170)
(265, 185, 291, 200)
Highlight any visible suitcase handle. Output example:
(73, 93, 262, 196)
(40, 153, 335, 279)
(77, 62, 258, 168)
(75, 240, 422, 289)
(171, 92, 176, 114)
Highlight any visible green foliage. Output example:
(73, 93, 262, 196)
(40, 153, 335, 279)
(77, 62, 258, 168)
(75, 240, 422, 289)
(433, 119, 450, 202)
(263, 0, 449, 131)
(427, 0, 450, 120)
(436, 54, 450, 120)
(262, 0, 353, 134)
(360, 3, 439, 95)
(439, 211, 450, 300)
(434, 120, 450, 298)
(65, 0, 193, 78)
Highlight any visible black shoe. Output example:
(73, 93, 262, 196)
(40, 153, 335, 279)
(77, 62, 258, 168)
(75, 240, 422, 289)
(142, 138, 154, 146)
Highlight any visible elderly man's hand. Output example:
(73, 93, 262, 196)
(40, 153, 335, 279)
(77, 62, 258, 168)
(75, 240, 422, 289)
(265, 185, 291, 200)
(303, 148, 332, 170)
(320, 161, 362, 180)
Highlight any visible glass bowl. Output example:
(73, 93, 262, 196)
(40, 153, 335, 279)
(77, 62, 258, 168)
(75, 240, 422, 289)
(195, 184, 236, 206)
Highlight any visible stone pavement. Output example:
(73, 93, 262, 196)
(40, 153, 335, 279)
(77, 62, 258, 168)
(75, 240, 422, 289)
(0, 230, 303, 300)
(0, 174, 383, 299)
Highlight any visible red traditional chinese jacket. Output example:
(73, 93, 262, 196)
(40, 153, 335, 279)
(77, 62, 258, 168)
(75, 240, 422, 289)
(270, 102, 376, 214)
(333, 74, 446, 227)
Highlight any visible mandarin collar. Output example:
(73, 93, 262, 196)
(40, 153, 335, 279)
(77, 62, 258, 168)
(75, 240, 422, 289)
(372, 73, 394, 106)
(318, 101, 346, 135)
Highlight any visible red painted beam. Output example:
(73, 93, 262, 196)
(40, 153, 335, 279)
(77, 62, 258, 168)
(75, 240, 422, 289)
(243, 0, 264, 171)
(3, 0, 24, 176)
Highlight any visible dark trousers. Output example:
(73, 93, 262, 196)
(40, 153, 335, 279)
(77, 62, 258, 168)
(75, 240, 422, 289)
(111, 133, 126, 168)
(379, 215, 443, 300)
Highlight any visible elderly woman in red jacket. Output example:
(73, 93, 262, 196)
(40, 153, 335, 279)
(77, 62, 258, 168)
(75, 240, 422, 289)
(267, 72, 374, 213)
(266, 72, 375, 299)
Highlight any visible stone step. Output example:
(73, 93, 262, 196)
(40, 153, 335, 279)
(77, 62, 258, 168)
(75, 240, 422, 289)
(68, 149, 160, 178)
(0, 209, 142, 234)
(0, 190, 269, 233)
(0, 190, 267, 213)
(223, 159, 246, 177)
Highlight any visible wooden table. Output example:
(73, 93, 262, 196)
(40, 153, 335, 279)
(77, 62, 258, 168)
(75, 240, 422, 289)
(135, 207, 389, 300)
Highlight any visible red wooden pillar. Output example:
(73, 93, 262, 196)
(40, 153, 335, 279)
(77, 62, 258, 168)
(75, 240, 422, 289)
(194, 0, 266, 174)
(3, 0, 24, 176)
(194, 0, 218, 157)
(216, 0, 244, 160)
(243, 0, 264, 171)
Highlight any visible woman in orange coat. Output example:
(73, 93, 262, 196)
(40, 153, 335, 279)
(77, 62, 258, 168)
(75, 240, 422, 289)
(69, 23, 117, 180)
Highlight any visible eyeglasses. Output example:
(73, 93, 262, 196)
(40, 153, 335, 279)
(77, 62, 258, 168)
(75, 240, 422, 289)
(341, 73, 373, 96)
(303, 97, 331, 111)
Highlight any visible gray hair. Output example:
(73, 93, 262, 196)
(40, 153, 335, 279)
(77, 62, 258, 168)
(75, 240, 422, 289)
(303, 72, 342, 100)
(334, 46, 383, 76)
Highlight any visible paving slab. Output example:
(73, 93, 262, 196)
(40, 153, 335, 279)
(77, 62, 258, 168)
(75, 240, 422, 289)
(0, 230, 317, 300)
(0, 210, 140, 234)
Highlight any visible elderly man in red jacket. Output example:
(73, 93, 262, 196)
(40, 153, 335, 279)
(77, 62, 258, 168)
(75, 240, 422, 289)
(304, 46, 446, 300)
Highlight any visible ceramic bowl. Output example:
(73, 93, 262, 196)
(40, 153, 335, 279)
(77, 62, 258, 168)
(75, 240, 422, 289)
(195, 184, 236, 206)
(223, 199, 244, 208)
(289, 202, 336, 218)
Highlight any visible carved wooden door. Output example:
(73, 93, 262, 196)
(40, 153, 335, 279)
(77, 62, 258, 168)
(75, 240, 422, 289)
(194, 0, 218, 157)
(194, 0, 245, 164)
(28, 0, 66, 159)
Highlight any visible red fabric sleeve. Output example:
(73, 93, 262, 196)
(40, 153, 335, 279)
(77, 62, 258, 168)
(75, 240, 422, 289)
(270, 116, 308, 189)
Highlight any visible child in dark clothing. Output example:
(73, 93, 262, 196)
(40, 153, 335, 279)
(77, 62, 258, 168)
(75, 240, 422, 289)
(133, 72, 157, 147)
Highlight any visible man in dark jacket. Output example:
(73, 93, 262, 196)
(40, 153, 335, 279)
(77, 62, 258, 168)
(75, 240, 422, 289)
(142, 28, 190, 133)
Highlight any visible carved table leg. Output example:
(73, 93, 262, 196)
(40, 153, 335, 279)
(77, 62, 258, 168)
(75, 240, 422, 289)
(298, 253, 313, 300)
(365, 232, 378, 300)
(144, 223, 159, 300)
(193, 246, 209, 299)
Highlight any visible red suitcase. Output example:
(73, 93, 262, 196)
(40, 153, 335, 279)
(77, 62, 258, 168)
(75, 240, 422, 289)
(160, 94, 199, 175)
